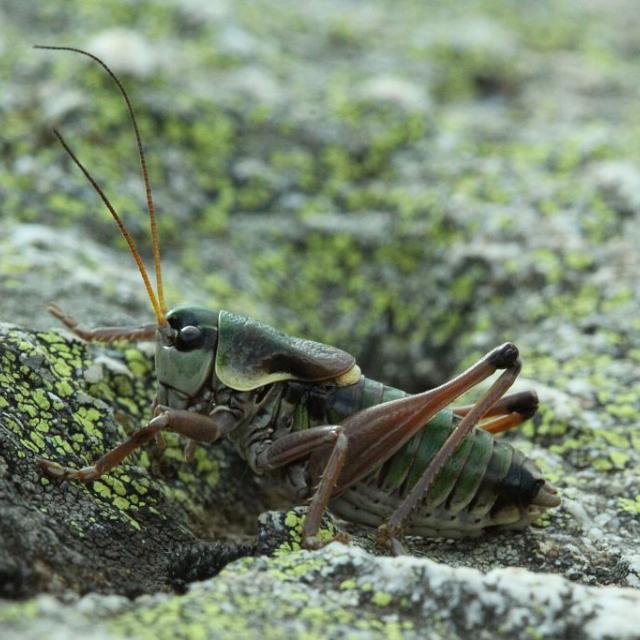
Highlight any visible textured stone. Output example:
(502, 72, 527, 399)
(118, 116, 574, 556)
(1, 0, 640, 638)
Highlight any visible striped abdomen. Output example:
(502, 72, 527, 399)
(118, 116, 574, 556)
(323, 377, 552, 536)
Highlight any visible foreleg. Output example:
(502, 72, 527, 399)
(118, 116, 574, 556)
(39, 406, 237, 481)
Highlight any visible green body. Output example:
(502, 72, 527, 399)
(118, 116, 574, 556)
(157, 306, 548, 537)
(270, 376, 543, 536)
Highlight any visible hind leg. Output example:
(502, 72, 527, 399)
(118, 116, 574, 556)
(455, 390, 539, 435)
(454, 390, 538, 420)
(377, 345, 522, 548)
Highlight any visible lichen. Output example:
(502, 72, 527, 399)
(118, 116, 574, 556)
(1, 1, 640, 636)
(0, 324, 263, 595)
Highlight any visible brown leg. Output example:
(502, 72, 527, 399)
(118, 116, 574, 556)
(48, 303, 157, 343)
(183, 439, 198, 462)
(256, 426, 349, 548)
(312, 342, 521, 494)
(377, 350, 522, 545)
(454, 390, 537, 435)
(263, 343, 521, 547)
(454, 390, 538, 420)
(38, 407, 237, 481)
(302, 431, 348, 548)
(481, 412, 527, 434)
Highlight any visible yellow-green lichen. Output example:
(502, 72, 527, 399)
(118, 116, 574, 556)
(73, 407, 104, 437)
(271, 509, 342, 558)
(0, 0, 639, 611)
(371, 592, 393, 607)
(340, 579, 357, 590)
(618, 496, 640, 515)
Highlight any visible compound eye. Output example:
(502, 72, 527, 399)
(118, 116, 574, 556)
(176, 325, 204, 350)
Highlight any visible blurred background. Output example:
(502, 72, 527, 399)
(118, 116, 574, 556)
(2, 1, 640, 607)
(1, 0, 640, 399)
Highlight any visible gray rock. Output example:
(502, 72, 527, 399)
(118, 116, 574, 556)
(85, 29, 160, 78)
(2, 0, 640, 638)
(2, 544, 640, 640)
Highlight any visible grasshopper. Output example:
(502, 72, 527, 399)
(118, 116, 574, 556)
(35, 46, 560, 549)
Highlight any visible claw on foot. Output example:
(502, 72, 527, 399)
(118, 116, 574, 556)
(37, 457, 67, 477)
(302, 530, 350, 550)
(376, 523, 406, 555)
(302, 535, 326, 550)
(37, 457, 97, 481)
(154, 432, 167, 451)
(183, 439, 197, 463)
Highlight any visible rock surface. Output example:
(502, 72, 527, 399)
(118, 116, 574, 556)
(1, 0, 640, 638)
(3, 543, 640, 640)
(0, 322, 261, 598)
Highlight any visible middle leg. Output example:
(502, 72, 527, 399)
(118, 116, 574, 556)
(256, 425, 349, 547)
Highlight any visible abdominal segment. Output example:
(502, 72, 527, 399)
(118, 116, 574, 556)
(329, 410, 554, 537)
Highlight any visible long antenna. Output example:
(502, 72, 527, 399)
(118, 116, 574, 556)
(53, 128, 165, 325)
(34, 44, 167, 315)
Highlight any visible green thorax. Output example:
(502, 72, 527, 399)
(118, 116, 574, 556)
(215, 310, 356, 391)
